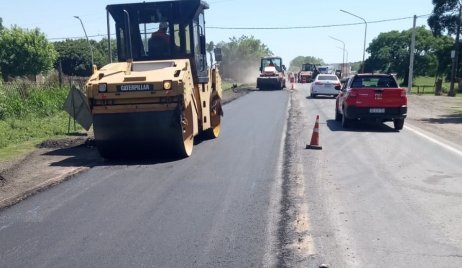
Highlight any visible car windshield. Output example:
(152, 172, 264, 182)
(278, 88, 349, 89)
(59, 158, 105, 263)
(262, 58, 282, 67)
(262, 58, 282, 71)
(351, 76, 398, 88)
(318, 75, 338, 81)
(108, 2, 201, 61)
(302, 64, 316, 71)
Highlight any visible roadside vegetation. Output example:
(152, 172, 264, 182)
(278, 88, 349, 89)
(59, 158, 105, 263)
(403, 76, 449, 94)
(0, 82, 78, 158)
(221, 81, 234, 91)
(212, 36, 272, 84)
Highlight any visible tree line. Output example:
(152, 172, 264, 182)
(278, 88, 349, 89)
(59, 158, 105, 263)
(0, 0, 461, 85)
(365, 26, 453, 84)
(0, 23, 117, 81)
(212, 36, 272, 83)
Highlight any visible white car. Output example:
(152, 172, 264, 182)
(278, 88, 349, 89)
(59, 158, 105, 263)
(310, 74, 341, 98)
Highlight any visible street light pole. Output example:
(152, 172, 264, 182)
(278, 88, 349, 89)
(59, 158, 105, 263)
(74, 16, 94, 68)
(340, 9, 367, 73)
(329, 36, 345, 77)
(337, 46, 349, 76)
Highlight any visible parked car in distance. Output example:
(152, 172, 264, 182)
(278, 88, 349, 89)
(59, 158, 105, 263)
(317, 65, 334, 74)
(310, 74, 341, 98)
(335, 74, 407, 131)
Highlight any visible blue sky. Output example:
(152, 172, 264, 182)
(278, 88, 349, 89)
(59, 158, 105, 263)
(1, 0, 435, 65)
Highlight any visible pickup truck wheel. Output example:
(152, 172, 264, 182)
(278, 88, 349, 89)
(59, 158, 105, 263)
(393, 118, 404, 131)
(341, 109, 351, 128)
(335, 107, 342, 121)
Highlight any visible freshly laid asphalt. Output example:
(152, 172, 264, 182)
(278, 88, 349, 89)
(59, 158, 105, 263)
(0, 89, 289, 267)
(1, 84, 462, 268)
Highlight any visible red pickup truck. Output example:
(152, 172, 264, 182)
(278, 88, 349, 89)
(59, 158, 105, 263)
(335, 74, 408, 131)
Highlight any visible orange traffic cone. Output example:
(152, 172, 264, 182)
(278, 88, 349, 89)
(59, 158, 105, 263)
(306, 115, 322, 150)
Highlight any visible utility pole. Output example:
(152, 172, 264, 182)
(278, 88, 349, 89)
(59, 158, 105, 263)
(449, 5, 462, 97)
(408, 15, 417, 93)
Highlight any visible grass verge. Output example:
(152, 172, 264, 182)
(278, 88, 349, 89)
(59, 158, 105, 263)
(222, 81, 256, 91)
(405, 76, 452, 95)
(222, 81, 234, 91)
(0, 111, 84, 161)
(0, 82, 86, 161)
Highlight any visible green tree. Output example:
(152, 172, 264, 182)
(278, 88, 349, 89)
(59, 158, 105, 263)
(216, 35, 272, 83)
(0, 26, 57, 81)
(364, 27, 452, 82)
(288, 56, 325, 72)
(53, 39, 107, 77)
(96, 38, 118, 63)
(433, 35, 454, 80)
(414, 28, 453, 80)
(428, 0, 461, 36)
(0, 18, 3, 80)
(365, 30, 408, 76)
(428, 0, 462, 95)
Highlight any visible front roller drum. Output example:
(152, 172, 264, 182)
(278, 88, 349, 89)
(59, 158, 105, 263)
(93, 104, 194, 159)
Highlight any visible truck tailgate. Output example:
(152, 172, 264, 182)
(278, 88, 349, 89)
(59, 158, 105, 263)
(354, 87, 406, 108)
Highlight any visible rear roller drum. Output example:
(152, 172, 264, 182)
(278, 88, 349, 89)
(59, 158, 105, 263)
(203, 97, 222, 139)
(173, 103, 194, 157)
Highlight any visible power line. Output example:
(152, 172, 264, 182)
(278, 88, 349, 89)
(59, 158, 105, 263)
(207, 14, 432, 30)
(48, 14, 432, 40)
(48, 26, 175, 41)
(49, 33, 107, 41)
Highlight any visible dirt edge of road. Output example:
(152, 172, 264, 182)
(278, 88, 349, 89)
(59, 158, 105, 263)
(0, 87, 253, 210)
(0, 90, 461, 210)
(0, 167, 89, 209)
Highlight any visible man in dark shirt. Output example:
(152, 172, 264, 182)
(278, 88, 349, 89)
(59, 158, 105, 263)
(148, 22, 170, 57)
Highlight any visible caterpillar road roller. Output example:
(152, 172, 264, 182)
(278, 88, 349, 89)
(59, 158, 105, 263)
(298, 63, 318, 83)
(256, 56, 286, 90)
(85, 0, 223, 158)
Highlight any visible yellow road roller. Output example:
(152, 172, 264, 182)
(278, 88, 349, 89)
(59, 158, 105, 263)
(84, 0, 223, 158)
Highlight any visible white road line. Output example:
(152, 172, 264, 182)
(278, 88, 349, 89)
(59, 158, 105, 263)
(404, 125, 462, 157)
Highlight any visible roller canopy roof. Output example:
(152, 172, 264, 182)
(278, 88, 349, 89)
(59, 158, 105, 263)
(107, 0, 209, 23)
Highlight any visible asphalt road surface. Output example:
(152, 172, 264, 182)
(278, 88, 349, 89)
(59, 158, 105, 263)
(0, 90, 290, 267)
(1, 84, 462, 267)
(287, 83, 462, 267)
